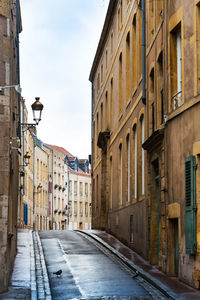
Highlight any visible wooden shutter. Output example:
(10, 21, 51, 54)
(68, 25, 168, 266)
(24, 203, 28, 225)
(185, 156, 197, 254)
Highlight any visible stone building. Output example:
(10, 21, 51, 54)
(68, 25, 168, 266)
(0, 0, 22, 292)
(47, 144, 92, 230)
(45, 144, 68, 230)
(90, 0, 200, 289)
(90, 0, 147, 257)
(143, 0, 200, 289)
(66, 157, 92, 230)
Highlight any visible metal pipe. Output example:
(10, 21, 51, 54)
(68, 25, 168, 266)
(16, 0, 21, 145)
(141, 0, 146, 105)
(91, 83, 94, 176)
(51, 149, 54, 229)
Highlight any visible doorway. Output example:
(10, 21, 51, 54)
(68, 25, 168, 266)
(168, 218, 179, 277)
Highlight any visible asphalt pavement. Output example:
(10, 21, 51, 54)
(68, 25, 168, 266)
(0, 229, 200, 300)
(39, 230, 152, 299)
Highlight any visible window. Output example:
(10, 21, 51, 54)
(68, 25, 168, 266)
(101, 102, 103, 131)
(157, 52, 164, 125)
(74, 181, 77, 195)
(126, 134, 131, 202)
(101, 64, 103, 83)
(80, 182, 83, 196)
(130, 215, 134, 243)
(40, 161, 42, 181)
(110, 156, 113, 209)
(148, 0, 155, 41)
(106, 50, 108, 69)
(141, 116, 145, 195)
(85, 183, 88, 196)
(74, 201, 77, 217)
(118, 2, 123, 32)
(133, 126, 137, 199)
(105, 91, 108, 129)
(85, 202, 88, 216)
(79, 202, 83, 217)
(118, 143, 123, 206)
(111, 32, 114, 54)
(97, 73, 100, 91)
(96, 175, 98, 213)
(170, 24, 182, 110)
(126, 32, 131, 102)
(110, 78, 113, 129)
(119, 52, 123, 116)
(149, 68, 155, 134)
(156, 0, 163, 27)
(93, 121, 95, 159)
(69, 180, 72, 195)
(138, 7, 142, 78)
(132, 15, 137, 90)
(185, 156, 197, 254)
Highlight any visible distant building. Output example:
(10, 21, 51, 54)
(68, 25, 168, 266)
(46, 145, 92, 230)
(65, 156, 92, 230)
(45, 145, 68, 230)
(0, 0, 22, 292)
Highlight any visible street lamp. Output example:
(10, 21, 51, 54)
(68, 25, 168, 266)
(21, 97, 44, 129)
(24, 152, 31, 166)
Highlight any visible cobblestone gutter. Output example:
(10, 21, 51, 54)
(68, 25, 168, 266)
(32, 231, 52, 300)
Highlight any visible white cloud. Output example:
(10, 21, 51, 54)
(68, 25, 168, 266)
(20, 0, 109, 158)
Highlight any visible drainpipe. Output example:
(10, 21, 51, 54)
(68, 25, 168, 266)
(33, 141, 36, 229)
(91, 83, 94, 177)
(51, 149, 54, 229)
(47, 153, 49, 225)
(16, 0, 21, 145)
(142, 0, 146, 105)
(22, 100, 25, 195)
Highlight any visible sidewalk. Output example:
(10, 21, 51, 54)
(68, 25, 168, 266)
(81, 230, 200, 300)
(0, 229, 35, 300)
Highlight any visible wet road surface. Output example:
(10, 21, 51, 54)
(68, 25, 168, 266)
(39, 231, 157, 299)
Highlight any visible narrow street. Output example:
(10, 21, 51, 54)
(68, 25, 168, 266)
(39, 230, 166, 299)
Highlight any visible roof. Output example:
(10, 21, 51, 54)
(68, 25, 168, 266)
(45, 144, 73, 157)
(89, 0, 116, 82)
(68, 166, 91, 177)
(78, 159, 88, 164)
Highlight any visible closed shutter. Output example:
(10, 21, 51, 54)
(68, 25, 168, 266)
(185, 155, 196, 254)
(24, 203, 28, 225)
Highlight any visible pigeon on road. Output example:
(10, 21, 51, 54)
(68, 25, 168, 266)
(53, 269, 62, 276)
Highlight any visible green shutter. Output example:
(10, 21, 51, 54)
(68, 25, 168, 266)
(185, 155, 196, 255)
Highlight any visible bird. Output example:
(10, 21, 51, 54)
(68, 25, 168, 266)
(53, 269, 62, 277)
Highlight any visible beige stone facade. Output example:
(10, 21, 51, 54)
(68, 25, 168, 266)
(90, 0, 147, 257)
(68, 168, 92, 230)
(90, 0, 200, 290)
(0, 0, 22, 292)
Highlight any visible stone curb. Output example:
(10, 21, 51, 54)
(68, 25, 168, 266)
(30, 230, 37, 300)
(33, 231, 52, 300)
(77, 230, 177, 300)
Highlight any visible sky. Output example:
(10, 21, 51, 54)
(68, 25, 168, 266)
(20, 0, 110, 159)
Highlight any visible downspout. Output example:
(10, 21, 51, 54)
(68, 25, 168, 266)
(91, 83, 94, 177)
(67, 170, 70, 226)
(91, 83, 94, 228)
(51, 149, 54, 229)
(47, 153, 49, 224)
(142, 0, 146, 105)
(16, 0, 21, 145)
(33, 141, 36, 229)
(22, 100, 25, 195)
